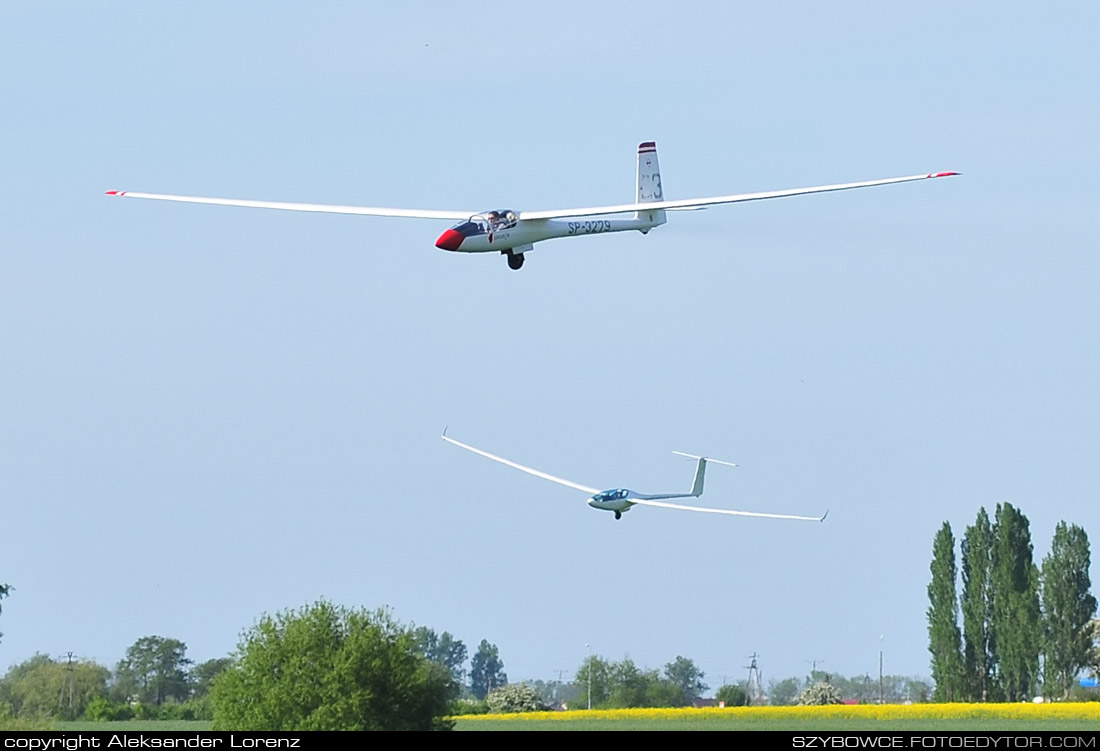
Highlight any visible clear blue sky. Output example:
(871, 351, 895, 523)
(2, 2, 1098, 691)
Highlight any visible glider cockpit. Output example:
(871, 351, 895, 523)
(435, 209, 518, 251)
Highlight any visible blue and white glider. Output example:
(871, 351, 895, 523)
(442, 430, 828, 522)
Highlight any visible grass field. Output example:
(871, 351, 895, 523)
(36, 704, 1100, 732)
(51, 720, 213, 731)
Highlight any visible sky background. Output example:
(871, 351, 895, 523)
(2, 3, 1098, 693)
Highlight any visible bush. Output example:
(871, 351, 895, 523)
(1067, 685, 1100, 702)
(797, 682, 844, 705)
(211, 600, 456, 731)
(486, 683, 546, 713)
(449, 698, 489, 716)
(716, 683, 749, 707)
(84, 697, 134, 722)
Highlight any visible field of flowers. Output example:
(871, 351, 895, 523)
(454, 703, 1100, 731)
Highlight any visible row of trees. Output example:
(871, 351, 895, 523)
(0, 604, 511, 729)
(927, 503, 1098, 702)
(410, 627, 506, 699)
(768, 672, 931, 705)
(570, 654, 708, 709)
(0, 638, 232, 721)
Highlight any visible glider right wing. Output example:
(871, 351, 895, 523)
(105, 190, 474, 221)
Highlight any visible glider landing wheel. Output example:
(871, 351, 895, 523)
(506, 251, 524, 270)
(614, 511, 622, 520)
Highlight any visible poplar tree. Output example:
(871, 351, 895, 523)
(928, 521, 964, 700)
(1041, 522, 1097, 698)
(990, 502, 1041, 701)
(961, 508, 993, 701)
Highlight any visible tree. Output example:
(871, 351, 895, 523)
(716, 683, 749, 706)
(663, 656, 707, 706)
(1041, 522, 1098, 699)
(767, 677, 802, 706)
(606, 659, 676, 708)
(573, 655, 612, 709)
(469, 640, 507, 700)
(210, 600, 455, 731)
(114, 636, 192, 707)
(961, 508, 994, 701)
(412, 627, 467, 684)
(928, 521, 964, 701)
(0, 653, 109, 720)
(528, 679, 579, 707)
(189, 658, 233, 700)
(797, 681, 843, 705)
(990, 502, 1042, 701)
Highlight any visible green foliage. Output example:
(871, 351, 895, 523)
(1067, 685, 1100, 703)
(114, 636, 192, 707)
(469, 640, 507, 700)
(1041, 522, 1098, 699)
(797, 681, 844, 705)
(928, 521, 965, 701)
(413, 627, 468, 684)
(0, 653, 110, 720)
(210, 599, 455, 731)
(0, 702, 48, 731)
(189, 658, 233, 701)
(991, 502, 1042, 701)
(571, 655, 710, 709)
(605, 659, 681, 708)
(486, 683, 546, 713)
(83, 697, 134, 722)
(716, 683, 749, 707)
(961, 508, 994, 701)
(768, 677, 803, 706)
(448, 698, 489, 716)
(663, 655, 708, 705)
(527, 678, 578, 706)
(574, 655, 613, 708)
(606, 659, 650, 708)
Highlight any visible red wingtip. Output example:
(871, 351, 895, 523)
(929, 172, 960, 178)
(105, 190, 124, 195)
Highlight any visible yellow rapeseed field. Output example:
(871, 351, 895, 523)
(456, 702, 1100, 723)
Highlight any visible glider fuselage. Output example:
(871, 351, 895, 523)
(435, 212, 666, 255)
(587, 488, 637, 513)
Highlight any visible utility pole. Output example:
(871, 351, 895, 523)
(58, 652, 75, 717)
(585, 643, 592, 710)
(879, 635, 884, 704)
(745, 653, 763, 706)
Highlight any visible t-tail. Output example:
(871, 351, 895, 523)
(635, 141, 667, 231)
(633, 451, 739, 501)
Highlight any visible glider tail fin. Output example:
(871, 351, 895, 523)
(635, 141, 667, 229)
(672, 451, 738, 497)
(691, 457, 707, 497)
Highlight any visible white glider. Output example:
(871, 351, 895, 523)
(106, 141, 957, 270)
(441, 430, 828, 522)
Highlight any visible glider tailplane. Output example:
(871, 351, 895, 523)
(635, 141, 667, 230)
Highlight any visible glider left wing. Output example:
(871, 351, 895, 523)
(630, 498, 829, 522)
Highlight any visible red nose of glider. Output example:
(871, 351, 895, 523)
(435, 229, 464, 251)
